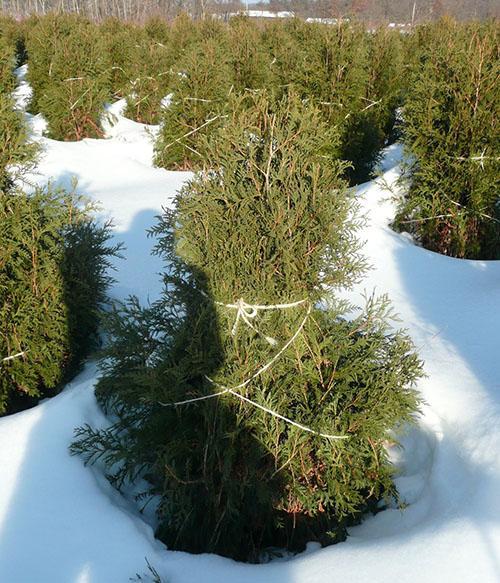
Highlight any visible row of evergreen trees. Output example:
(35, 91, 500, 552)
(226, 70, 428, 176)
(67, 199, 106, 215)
(17, 13, 497, 258)
(14, 13, 406, 184)
(0, 22, 119, 414)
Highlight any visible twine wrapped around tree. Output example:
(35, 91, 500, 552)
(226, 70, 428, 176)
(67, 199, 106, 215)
(72, 91, 422, 562)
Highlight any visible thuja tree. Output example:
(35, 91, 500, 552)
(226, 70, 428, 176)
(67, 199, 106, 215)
(227, 16, 271, 92)
(153, 35, 234, 170)
(100, 17, 143, 99)
(72, 92, 422, 561)
(262, 19, 315, 94)
(124, 32, 173, 125)
(0, 187, 120, 414)
(0, 34, 16, 94)
(26, 14, 110, 140)
(0, 15, 25, 68)
(0, 92, 38, 190)
(366, 28, 406, 143)
(341, 27, 406, 182)
(274, 22, 385, 183)
(396, 20, 500, 259)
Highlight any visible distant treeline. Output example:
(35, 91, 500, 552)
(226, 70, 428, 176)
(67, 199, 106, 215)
(0, 0, 498, 22)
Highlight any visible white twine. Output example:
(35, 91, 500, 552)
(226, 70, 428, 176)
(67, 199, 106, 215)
(158, 302, 349, 441)
(161, 114, 228, 152)
(455, 149, 500, 170)
(215, 297, 308, 346)
(207, 302, 312, 392)
(225, 389, 348, 441)
(2, 351, 26, 363)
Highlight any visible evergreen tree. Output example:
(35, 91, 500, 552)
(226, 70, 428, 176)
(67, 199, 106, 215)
(227, 16, 271, 92)
(0, 15, 26, 68)
(73, 92, 422, 561)
(396, 19, 500, 259)
(100, 17, 143, 99)
(26, 13, 110, 140)
(124, 31, 173, 125)
(0, 34, 16, 95)
(0, 187, 120, 414)
(153, 34, 234, 170)
(265, 20, 391, 183)
(0, 92, 38, 190)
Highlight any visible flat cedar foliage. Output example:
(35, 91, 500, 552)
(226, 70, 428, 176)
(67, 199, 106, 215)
(396, 19, 500, 259)
(25, 13, 110, 140)
(0, 189, 118, 414)
(153, 31, 234, 169)
(0, 31, 119, 414)
(99, 17, 143, 100)
(72, 93, 422, 561)
(123, 35, 173, 124)
(151, 17, 403, 180)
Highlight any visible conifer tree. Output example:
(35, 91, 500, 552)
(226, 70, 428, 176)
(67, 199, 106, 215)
(73, 92, 422, 561)
(397, 19, 500, 259)
(0, 15, 25, 68)
(100, 17, 143, 99)
(265, 21, 388, 183)
(0, 38, 38, 190)
(227, 16, 271, 92)
(26, 14, 110, 140)
(0, 35, 16, 94)
(0, 186, 119, 414)
(153, 34, 234, 169)
(124, 31, 173, 124)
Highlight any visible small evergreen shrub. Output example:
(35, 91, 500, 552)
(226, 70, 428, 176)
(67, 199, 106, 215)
(26, 13, 110, 140)
(124, 32, 173, 125)
(396, 19, 500, 259)
(265, 21, 397, 183)
(72, 92, 422, 561)
(228, 16, 271, 92)
(342, 28, 406, 183)
(367, 28, 406, 143)
(100, 17, 143, 99)
(0, 92, 38, 190)
(0, 46, 38, 191)
(153, 35, 234, 169)
(0, 187, 119, 414)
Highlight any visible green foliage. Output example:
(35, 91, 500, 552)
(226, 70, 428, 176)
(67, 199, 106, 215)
(0, 38, 38, 191)
(153, 35, 234, 169)
(397, 19, 500, 259)
(263, 21, 402, 183)
(0, 34, 16, 94)
(0, 15, 26, 67)
(367, 28, 406, 142)
(73, 93, 422, 561)
(0, 187, 119, 414)
(227, 16, 271, 92)
(99, 17, 143, 99)
(123, 30, 173, 124)
(25, 13, 110, 140)
(0, 92, 38, 190)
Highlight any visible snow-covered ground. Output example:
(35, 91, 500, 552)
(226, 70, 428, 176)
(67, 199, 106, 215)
(0, 66, 499, 583)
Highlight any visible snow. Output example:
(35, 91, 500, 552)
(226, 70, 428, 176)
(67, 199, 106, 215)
(1, 66, 499, 582)
(224, 10, 295, 19)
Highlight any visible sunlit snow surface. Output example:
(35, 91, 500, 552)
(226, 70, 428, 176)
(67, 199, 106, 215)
(0, 66, 499, 583)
